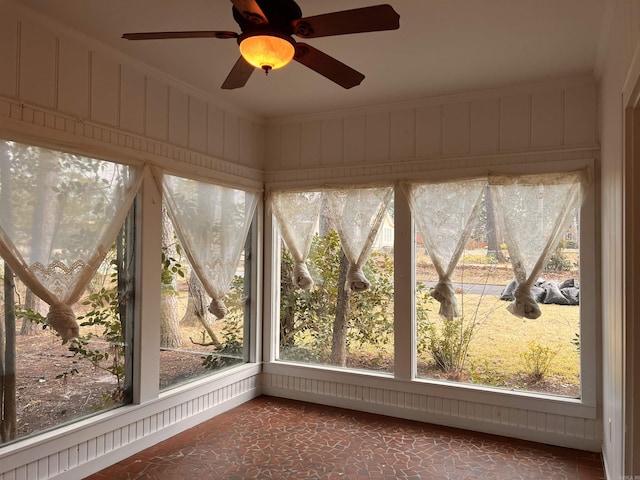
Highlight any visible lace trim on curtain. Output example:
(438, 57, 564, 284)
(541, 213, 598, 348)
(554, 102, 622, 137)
(29, 260, 88, 300)
(0, 141, 145, 340)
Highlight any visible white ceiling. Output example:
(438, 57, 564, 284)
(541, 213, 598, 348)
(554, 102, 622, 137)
(16, 0, 606, 119)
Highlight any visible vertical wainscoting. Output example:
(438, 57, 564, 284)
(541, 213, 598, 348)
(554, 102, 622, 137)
(0, 367, 261, 480)
(264, 77, 598, 186)
(262, 76, 601, 454)
(262, 367, 600, 452)
(0, 4, 266, 480)
(0, 2, 265, 179)
(0, 94, 263, 189)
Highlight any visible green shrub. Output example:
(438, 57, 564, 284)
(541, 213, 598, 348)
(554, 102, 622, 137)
(520, 341, 558, 383)
(461, 253, 498, 265)
(422, 316, 477, 376)
(202, 275, 246, 370)
(469, 359, 508, 387)
(545, 242, 574, 272)
(278, 230, 395, 368)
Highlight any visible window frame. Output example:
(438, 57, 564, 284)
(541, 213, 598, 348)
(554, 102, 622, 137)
(265, 157, 598, 415)
(0, 141, 141, 442)
(156, 174, 260, 389)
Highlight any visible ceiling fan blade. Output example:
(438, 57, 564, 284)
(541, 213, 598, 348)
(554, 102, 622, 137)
(221, 56, 255, 89)
(293, 4, 399, 38)
(230, 0, 268, 24)
(294, 43, 364, 89)
(122, 31, 238, 40)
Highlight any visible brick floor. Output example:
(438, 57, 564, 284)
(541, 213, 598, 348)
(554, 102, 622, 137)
(85, 396, 605, 479)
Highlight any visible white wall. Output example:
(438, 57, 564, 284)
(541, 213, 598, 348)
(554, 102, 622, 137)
(265, 76, 598, 186)
(0, 2, 265, 479)
(262, 76, 602, 454)
(598, 0, 640, 478)
(0, 0, 618, 476)
(0, 1, 265, 185)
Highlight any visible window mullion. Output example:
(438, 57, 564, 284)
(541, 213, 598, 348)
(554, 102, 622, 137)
(394, 187, 415, 381)
(133, 168, 162, 404)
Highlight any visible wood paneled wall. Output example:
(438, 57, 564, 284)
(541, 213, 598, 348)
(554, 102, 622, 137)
(262, 368, 601, 452)
(0, 1, 608, 478)
(0, 3, 264, 184)
(598, 0, 640, 477)
(265, 77, 598, 185)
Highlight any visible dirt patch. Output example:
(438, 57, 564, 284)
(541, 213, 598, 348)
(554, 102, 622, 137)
(14, 332, 118, 438)
(10, 328, 579, 444)
(417, 261, 578, 286)
(7, 258, 581, 442)
(10, 330, 214, 440)
(416, 361, 580, 398)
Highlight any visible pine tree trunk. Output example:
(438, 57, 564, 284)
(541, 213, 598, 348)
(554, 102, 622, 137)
(22, 165, 58, 335)
(485, 185, 506, 262)
(1, 264, 17, 442)
(1, 144, 17, 442)
(180, 273, 214, 327)
(331, 253, 351, 367)
(160, 291, 181, 349)
(20, 290, 46, 336)
(160, 206, 182, 349)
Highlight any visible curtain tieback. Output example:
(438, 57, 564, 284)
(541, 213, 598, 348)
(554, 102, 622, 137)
(431, 278, 459, 320)
(293, 262, 314, 290)
(47, 302, 80, 341)
(208, 297, 228, 319)
(347, 264, 370, 292)
(508, 285, 542, 319)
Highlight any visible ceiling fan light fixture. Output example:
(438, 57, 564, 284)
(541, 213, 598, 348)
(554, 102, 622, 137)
(239, 32, 296, 73)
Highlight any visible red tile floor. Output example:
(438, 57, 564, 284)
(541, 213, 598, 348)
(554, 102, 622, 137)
(86, 396, 605, 479)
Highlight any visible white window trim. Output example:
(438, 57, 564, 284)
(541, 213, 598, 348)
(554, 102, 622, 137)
(264, 157, 598, 419)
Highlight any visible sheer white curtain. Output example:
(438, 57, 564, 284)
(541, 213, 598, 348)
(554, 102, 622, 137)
(162, 174, 258, 318)
(270, 191, 322, 289)
(403, 179, 486, 319)
(489, 171, 586, 319)
(325, 186, 393, 291)
(0, 140, 143, 340)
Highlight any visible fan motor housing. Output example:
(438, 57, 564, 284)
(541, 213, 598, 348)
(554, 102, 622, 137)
(232, 0, 302, 34)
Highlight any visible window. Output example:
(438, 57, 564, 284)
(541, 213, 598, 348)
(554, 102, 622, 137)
(159, 175, 257, 390)
(410, 173, 586, 398)
(0, 140, 137, 444)
(269, 167, 592, 403)
(273, 187, 394, 373)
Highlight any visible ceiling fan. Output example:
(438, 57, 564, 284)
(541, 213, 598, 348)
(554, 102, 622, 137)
(122, 0, 400, 90)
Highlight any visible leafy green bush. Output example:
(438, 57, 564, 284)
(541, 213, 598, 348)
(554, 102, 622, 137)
(545, 251, 573, 272)
(461, 253, 498, 265)
(468, 359, 508, 387)
(422, 316, 478, 376)
(202, 274, 246, 370)
(416, 282, 433, 358)
(520, 341, 558, 383)
(278, 230, 394, 369)
(545, 242, 574, 272)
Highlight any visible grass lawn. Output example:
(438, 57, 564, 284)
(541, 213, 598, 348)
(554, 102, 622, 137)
(417, 293, 581, 397)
